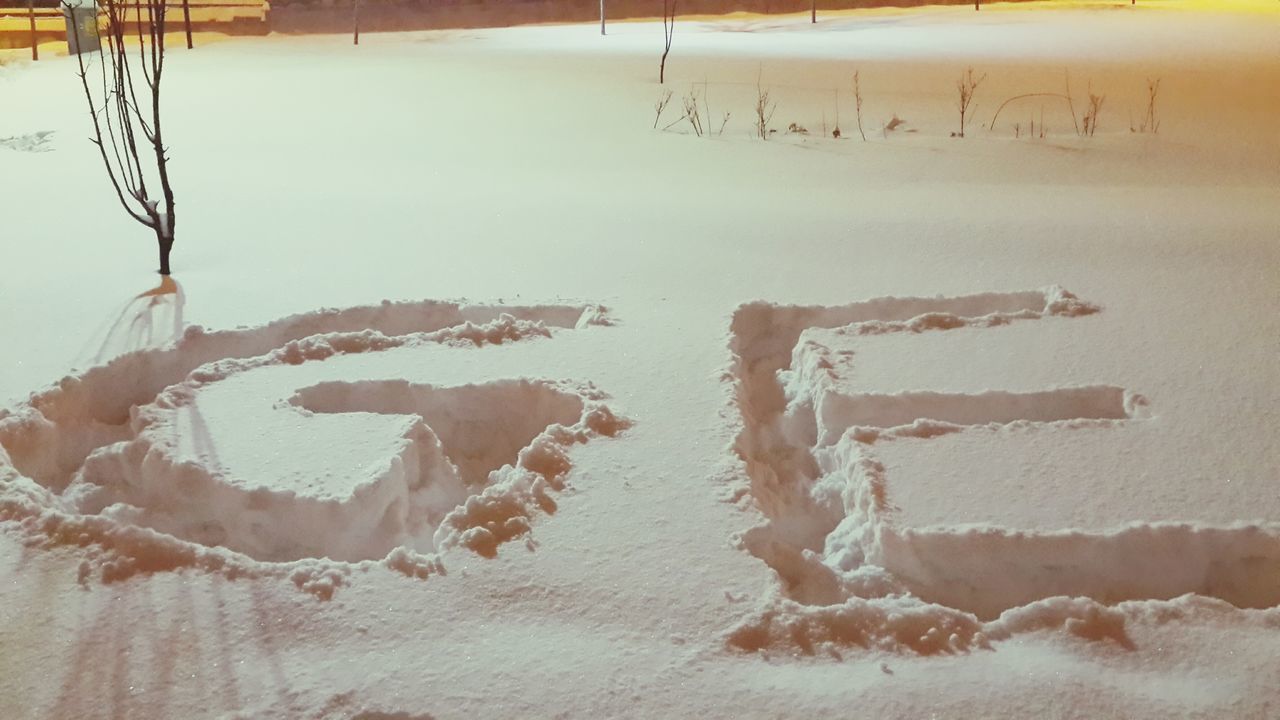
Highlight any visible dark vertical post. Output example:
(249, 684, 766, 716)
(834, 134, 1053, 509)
(182, 0, 192, 48)
(29, 0, 39, 61)
(600, 0, 605, 35)
(811, 0, 815, 24)
(353, 0, 359, 45)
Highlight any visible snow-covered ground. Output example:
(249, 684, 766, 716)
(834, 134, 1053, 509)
(1, 2, 1278, 717)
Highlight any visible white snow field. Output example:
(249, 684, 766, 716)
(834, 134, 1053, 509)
(2, 1, 1279, 717)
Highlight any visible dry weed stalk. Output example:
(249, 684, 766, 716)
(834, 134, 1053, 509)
(653, 89, 673, 129)
(832, 89, 842, 139)
(683, 88, 703, 137)
(989, 91, 1070, 132)
(701, 78, 711, 134)
(1064, 71, 1082, 136)
(1140, 78, 1161, 133)
(755, 69, 776, 140)
(954, 67, 986, 138)
(1082, 85, 1105, 137)
(853, 69, 867, 141)
(717, 112, 731, 136)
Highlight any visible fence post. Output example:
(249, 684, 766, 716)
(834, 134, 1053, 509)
(29, 0, 39, 61)
(353, 0, 359, 45)
(183, 0, 193, 48)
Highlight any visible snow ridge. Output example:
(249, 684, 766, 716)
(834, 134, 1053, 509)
(0, 301, 623, 596)
(726, 286, 1280, 655)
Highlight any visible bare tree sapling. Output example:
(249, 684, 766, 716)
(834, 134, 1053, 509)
(70, 0, 179, 275)
(659, 0, 676, 84)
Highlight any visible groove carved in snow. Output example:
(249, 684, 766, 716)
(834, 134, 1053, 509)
(0, 301, 623, 595)
(726, 286, 1280, 654)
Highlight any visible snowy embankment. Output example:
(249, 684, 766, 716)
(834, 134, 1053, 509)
(1, 3, 1278, 718)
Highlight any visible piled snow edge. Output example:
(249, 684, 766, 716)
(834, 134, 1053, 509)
(729, 588, 1280, 658)
(723, 286, 1280, 655)
(434, 399, 629, 558)
(0, 300, 625, 597)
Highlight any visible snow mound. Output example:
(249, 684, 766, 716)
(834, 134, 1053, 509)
(727, 287, 1280, 653)
(0, 300, 623, 593)
(0, 130, 54, 153)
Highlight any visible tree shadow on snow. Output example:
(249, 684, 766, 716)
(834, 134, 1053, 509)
(78, 275, 186, 367)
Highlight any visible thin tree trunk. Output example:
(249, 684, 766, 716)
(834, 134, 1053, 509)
(183, 0, 193, 49)
(599, 0, 604, 35)
(975, 0, 979, 9)
(28, 0, 37, 61)
(143, 1, 179, 274)
(353, 0, 360, 45)
(659, 0, 675, 84)
(811, 0, 815, 24)
(158, 236, 174, 275)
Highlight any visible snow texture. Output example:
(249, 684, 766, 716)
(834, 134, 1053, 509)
(1, 3, 1278, 717)
(0, 302, 624, 586)
(728, 286, 1279, 649)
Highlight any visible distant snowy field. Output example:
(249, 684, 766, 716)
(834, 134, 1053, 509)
(1, 3, 1278, 718)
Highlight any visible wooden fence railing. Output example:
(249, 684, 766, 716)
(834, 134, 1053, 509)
(0, 0, 267, 54)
